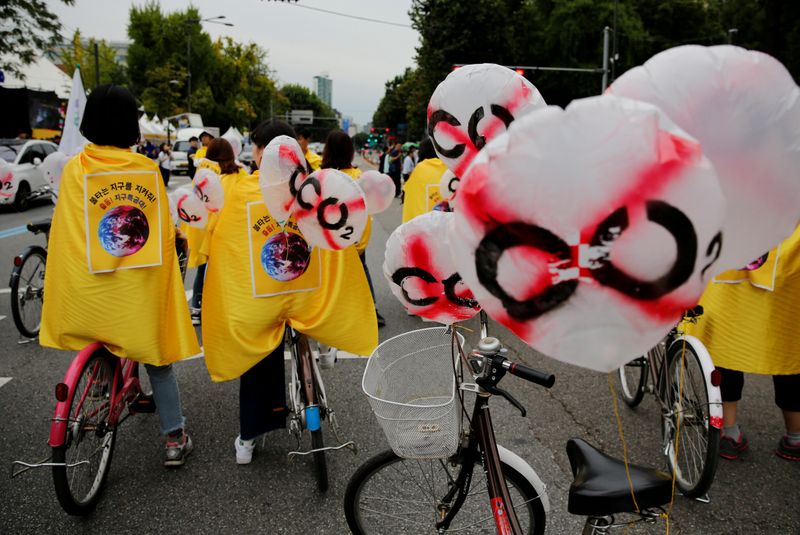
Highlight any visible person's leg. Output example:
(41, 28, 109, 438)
(190, 263, 207, 323)
(773, 374, 800, 460)
(718, 367, 748, 459)
(359, 252, 384, 328)
(144, 363, 192, 467)
(239, 338, 287, 441)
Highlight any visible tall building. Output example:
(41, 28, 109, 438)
(313, 73, 332, 107)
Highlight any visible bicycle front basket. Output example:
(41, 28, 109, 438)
(362, 327, 464, 459)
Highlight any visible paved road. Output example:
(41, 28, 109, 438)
(0, 158, 797, 534)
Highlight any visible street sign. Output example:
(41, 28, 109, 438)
(290, 110, 314, 125)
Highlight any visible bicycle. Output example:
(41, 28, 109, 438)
(344, 312, 553, 534)
(285, 327, 355, 492)
(616, 306, 723, 500)
(10, 237, 190, 516)
(8, 218, 50, 340)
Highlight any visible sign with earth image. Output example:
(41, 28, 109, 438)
(84, 170, 163, 273)
(246, 201, 321, 297)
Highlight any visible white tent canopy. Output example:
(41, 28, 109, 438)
(0, 56, 72, 99)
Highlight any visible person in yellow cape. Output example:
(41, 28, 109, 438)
(184, 138, 248, 325)
(321, 129, 384, 327)
(402, 138, 448, 222)
(685, 225, 800, 462)
(200, 120, 377, 464)
(296, 127, 322, 171)
(40, 84, 198, 467)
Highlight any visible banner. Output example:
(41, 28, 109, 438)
(246, 201, 321, 297)
(84, 170, 162, 273)
(59, 67, 89, 156)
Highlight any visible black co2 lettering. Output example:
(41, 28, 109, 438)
(475, 200, 718, 321)
(428, 105, 515, 157)
(391, 267, 478, 308)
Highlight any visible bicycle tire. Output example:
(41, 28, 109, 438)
(52, 350, 118, 515)
(344, 449, 546, 535)
(10, 246, 46, 338)
(662, 341, 720, 499)
(617, 356, 648, 408)
(311, 428, 329, 492)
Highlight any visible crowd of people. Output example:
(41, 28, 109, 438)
(36, 81, 800, 474)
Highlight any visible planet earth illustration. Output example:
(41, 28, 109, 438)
(261, 231, 312, 281)
(98, 205, 149, 257)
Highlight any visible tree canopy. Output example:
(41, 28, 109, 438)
(60, 30, 127, 90)
(376, 0, 800, 141)
(1, 0, 75, 78)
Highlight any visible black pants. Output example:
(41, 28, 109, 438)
(160, 166, 170, 187)
(718, 367, 800, 412)
(390, 169, 402, 197)
(239, 336, 287, 440)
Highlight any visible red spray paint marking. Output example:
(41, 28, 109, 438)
(481, 78, 533, 141)
(461, 130, 703, 327)
(0, 172, 13, 197)
(405, 233, 478, 321)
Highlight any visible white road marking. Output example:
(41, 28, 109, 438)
(185, 289, 193, 300)
(179, 348, 367, 363)
(0, 288, 10, 294)
(0, 377, 12, 389)
(0, 315, 6, 321)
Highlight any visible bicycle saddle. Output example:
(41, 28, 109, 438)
(27, 218, 52, 234)
(566, 438, 673, 516)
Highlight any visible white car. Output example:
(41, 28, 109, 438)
(0, 139, 58, 211)
(170, 139, 191, 176)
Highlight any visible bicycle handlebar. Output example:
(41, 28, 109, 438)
(502, 360, 555, 389)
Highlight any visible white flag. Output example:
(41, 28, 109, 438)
(59, 67, 89, 156)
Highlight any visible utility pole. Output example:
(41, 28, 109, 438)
(602, 26, 611, 92)
(94, 42, 100, 88)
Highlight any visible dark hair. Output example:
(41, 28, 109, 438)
(199, 131, 214, 140)
(296, 127, 311, 140)
(189, 136, 198, 142)
(80, 84, 139, 148)
(159, 143, 168, 151)
(250, 120, 296, 149)
(206, 138, 239, 174)
(417, 138, 435, 160)
(321, 130, 354, 170)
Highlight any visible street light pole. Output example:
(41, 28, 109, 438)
(185, 15, 233, 114)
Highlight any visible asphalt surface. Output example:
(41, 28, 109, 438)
(0, 157, 798, 534)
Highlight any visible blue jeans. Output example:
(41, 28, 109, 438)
(190, 263, 207, 309)
(144, 364, 186, 435)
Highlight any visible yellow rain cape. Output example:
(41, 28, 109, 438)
(182, 162, 247, 268)
(685, 225, 800, 375)
(340, 167, 371, 254)
(305, 149, 322, 171)
(40, 144, 200, 365)
(402, 157, 448, 223)
(201, 170, 378, 382)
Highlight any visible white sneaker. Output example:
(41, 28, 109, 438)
(235, 436, 255, 464)
(319, 348, 337, 369)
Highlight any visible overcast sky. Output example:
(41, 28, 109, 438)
(48, 0, 420, 126)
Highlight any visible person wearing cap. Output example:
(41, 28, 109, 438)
(40, 84, 199, 467)
(193, 130, 214, 164)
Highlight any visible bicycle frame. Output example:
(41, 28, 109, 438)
(49, 344, 140, 447)
(287, 328, 322, 433)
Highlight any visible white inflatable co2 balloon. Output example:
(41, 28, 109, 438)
(41, 151, 69, 204)
(609, 45, 800, 270)
(358, 170, 394, 214)
(385, 211, 480, 324)
(0, 160, 18, 203)
(293, 169, 367, 251)
(259, 135, 308, 222)
(449, 95, 726, 372)
(173, 185, 209, 229)
(438, 169, 459, 202)
(192, 167, 224, 212)
(427, 63, 546, 177)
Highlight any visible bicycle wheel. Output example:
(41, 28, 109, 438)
(344, 449, 546, 534)
(617, 356, 648, 408)
(662, 341, 720, 498)
(52, 350, 118, 515)
(10, 247, 46, 338)
(311, 428, 329, 492)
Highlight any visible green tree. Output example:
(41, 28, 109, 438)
(373, 68, 417, 139)
(59, 30, 128, 90)
(280, 84, 337, 141)
(353, 131, 369, 149)
(0, 0, 74, 78)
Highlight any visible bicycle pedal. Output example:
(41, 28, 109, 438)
(130, 394, 157, 413)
